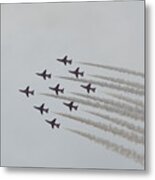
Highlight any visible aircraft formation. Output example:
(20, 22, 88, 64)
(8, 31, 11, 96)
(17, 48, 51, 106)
(19, 55, 97, 129)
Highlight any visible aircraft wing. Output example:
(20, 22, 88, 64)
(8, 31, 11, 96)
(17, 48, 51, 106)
(40, 109, 43, 114)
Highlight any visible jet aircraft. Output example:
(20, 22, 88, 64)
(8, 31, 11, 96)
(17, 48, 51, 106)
(45, 119, 60, 129)
(49, 84, 64, 95)
(63, 101, 78, 111)
(19, 86, 34, 97)
(57, 55, 72, 65)
(80, 83, 96, 93)
(36, 69, 51, 80)
(34, 103, 49, 115)
(69, 67, 84, 78)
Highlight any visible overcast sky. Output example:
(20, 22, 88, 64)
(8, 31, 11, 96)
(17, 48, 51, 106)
(1, 1, 144, 169)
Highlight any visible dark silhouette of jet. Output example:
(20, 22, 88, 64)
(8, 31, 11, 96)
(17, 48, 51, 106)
(69, 67, 84, 78)
(57, 55, 72, 65)
(19, 86, 34, 97)
(63, 101, 78, 111)
(36, 69, 51, 80)
(49, 84, 64, 95)
(80, 83, 96, 93)
(45, 119, 60, 129)
(34, 103, 49, 115)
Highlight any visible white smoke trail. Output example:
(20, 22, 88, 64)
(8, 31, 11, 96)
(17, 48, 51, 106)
(79, 62, 144, 78)
(85, 110, 144, 135)
(71, 92, 143, 115)
(41, 93, 144, 121)
(57, 76, 144, 96)
(105, 92, 144, 108)
(57, 112, 144, 144)
(64, 128, 144, 166)
(89, 74, 144, 89)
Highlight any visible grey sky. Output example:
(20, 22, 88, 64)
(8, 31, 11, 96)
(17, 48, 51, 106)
(1, 1, 144, 169)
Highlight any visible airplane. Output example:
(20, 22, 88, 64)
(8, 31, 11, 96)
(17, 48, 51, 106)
(49, 84, 64, 95)
(34, 103, 49, 115)
(80, 83, 96, 93)
(57, 55, 72, 65)
(69, 67, 84, 78)
(36, 69, 51, 80)
(63, 101, 78, 111)
(19, 86, 34, 97)
(45, 118, 60, 129)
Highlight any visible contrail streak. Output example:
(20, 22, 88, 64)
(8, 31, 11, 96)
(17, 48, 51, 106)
(71, 92, 143, 115)
(57, 112, 144, 144)
(79, 62, 144, 78)
(89, 74, 144, 90)
(106, 92, 144, 108)
(85, 110, 144, 135)
(41, 93, 144, 121)
(57, 76, 144, 96)
(64, 128, 144, 165)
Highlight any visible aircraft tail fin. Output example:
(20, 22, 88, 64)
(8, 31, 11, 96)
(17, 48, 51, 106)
(74, 106, 78, 110)
(68, 60, 72, 64)
(92, 88, 96, 92)
(45, 108, 49, 113)
(61, 89, 64, 94)
(56, 124, 60, 128)
(81, 72, 84, 77)
(48, 74, 51, 79)
(31, 90, 34, 95)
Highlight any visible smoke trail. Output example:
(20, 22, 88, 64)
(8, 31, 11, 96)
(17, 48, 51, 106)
(71, 92, 143, 115)
(41, 93, 144, 121)
(64, 128, 144, 165)
(57, 112, 144, 144)
(79, 62, 144, 78)
(106, 92, 144, 108)
(85, 110, 144, 135)
(89, 74, 144, 90)
(57, 76, 144, 96)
